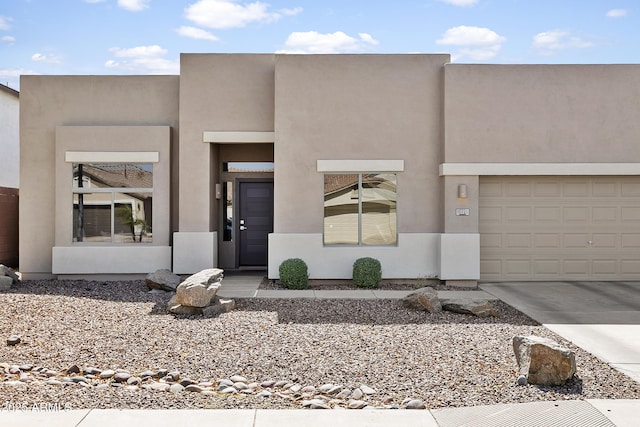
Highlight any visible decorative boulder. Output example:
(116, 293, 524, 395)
(0, 276, 12, 291)
(168, 295, 203, 315)
(145, 269, 181, 292)
(174, 268, 223, 308)
(0, 264, 20, 288)
(202, 297, 236, 317)
(402, 287, 442, 313)
(441, 298, 499, 318)
(513, 335, 576, 386)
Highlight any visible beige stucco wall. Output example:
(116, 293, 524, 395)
(274, 54, 449, 234)
(444, 64, 640, 163)
(178, 54, 275, 232)
(20, 75, 179, 276)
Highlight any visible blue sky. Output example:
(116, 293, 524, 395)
(1, 0, 638, 90)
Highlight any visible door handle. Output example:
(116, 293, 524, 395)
(240, 225, 247, 231)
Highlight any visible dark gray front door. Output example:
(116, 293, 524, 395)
(239, 181, 274, 266)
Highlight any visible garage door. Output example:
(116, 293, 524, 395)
(479, 176, 640, 281)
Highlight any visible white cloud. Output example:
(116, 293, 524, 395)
(109, 45, 167, 58)
(532, 29, 595, 55)
(436, 26, 506, 60)
(0, 16, 13, 30)
(277, 31, 379, 54)
(117, 0, 150, 12)
(606, 9, 627, 18)
(281, 7, 303, 16)
(439, 0, 478, 6)
(176, 26, 219, 41)
(106, 45, 179, 74)
(184, 0, 301, 29)
(31, 53, 61, 64)
(1, 35, 15, 44)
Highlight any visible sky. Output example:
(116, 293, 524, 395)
(1, 0, 639, 90)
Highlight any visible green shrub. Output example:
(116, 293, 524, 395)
(352, 257, 382, 288)
(279, 258, 309, 289)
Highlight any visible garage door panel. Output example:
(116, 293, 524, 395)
(592, 182, 617, 196)
(506, 182, 531, 196)
(622, 234, 640, 248)
(534, 182, 561, 197)
(534, 233, 561, 248)
(505, 259, 531, 275)
(564, 182, 589, 197)
(621, 207, 640, 221)
(563, 259, 590, 275)
(621, 182, 640, 196)
(480, 176, 640, 281)
(592, 233, 616, 248)
(564, 233, 589, 248)
(621, 260, 640, 274)
(534, 206, 561, 222)
(563, 206, 589, 222)
(479, 206, 502, 223)
(533, 259, 561, 275)
(592, 207, 617, 222)
(506, 207, 531, 222)
(506, 234, 531, 248)
(480, 259, 501, 275)
(592, 260, 617, 275)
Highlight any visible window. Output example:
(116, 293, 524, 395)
(73, 163, 153, 243)
(324, 173, 397, 245)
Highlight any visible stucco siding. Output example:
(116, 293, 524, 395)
(20, 75, 179, 276)
(274, 54, 449, 234)
(178, 54, 275, 232)
(444, 64, 640, 163)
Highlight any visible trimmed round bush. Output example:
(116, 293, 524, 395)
(353, 257, 382, 288)
(279, 258, 309, 289)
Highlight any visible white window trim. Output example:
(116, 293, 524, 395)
(318, 159, 404, 172)
(65, 151, 159, 164)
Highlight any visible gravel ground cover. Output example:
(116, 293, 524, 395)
(1, 280, 638, 410)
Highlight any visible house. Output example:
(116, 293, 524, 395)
(19, 54, 640, 284)
(0, 83, 19, 267)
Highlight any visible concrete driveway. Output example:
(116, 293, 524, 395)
(480, 281, 640, 383)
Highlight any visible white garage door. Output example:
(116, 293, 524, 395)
(479, 176, 640, 281)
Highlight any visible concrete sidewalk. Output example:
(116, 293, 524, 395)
(1, 400, 639, 426)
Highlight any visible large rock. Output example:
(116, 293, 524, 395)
(0, 265, 20, 287)
(202, 297, 236, 317)
(168, 295, 203, 315)
(402, 287, 442, 313)
(174, 268, 224, 308)
(513, 335, 576, 385)
(441, 298, 499, 317)
(145, 269, 181, 292)
(0, 276, 12, 291)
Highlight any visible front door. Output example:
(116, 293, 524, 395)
(238, 181, 274, 266)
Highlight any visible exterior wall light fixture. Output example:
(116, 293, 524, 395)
(458, 184, 468, 199)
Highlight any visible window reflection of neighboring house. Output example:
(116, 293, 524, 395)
(72, 164, 153, 243)
(324, 174, 397, 246)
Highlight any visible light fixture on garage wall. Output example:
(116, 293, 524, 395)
(458, 184, 468, 199)
(215, 183, 221, 199)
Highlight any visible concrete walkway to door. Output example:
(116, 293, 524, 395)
(480, 281, 640, 383)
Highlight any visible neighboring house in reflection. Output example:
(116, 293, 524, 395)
(0, 83, 19, 267)
(18, 55, 640, 284)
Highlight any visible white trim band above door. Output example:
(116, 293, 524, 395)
(440, 163, 640, 176)
(203, 131, 275, 143)
(317, 159, 405, 172)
